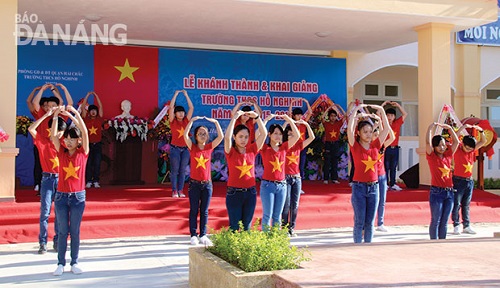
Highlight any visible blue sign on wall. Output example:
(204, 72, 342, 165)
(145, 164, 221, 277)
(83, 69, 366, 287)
(456, 17, 500, 47)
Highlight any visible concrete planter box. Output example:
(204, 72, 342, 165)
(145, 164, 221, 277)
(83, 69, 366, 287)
(189, 247, 274, 288)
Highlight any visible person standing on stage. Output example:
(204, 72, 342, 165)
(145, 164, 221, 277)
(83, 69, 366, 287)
(224, 110, 266, 231)
(168, 90, 194, 198)
(322, 104, 346, 184)
(183, 116, 223, 246)
(282, 119, 314, 237)
(452, 124, 486, 235)
(381, 101, 407, 191)
(288, 97, 312, 179)
(231, 99, 262, 144)
(50, 105, 89, 276)
(347, 104, 391, 243)
(28, 109, 67, 254)
(425, 122, 459, 240)
(81, 92, 104, 189)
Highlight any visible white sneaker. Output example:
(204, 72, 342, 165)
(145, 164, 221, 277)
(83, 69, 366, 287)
(190, 236, 199, 245)
(86, 182, 92, 189)
(391, 184, 403, 191)
(34, 185, 39, 191)
(376, 225, 388, 232)
(463, 227, 476, 234)
(93, 182, 101, 188)
(323, 180, 328, 184)
(300, 190, 305, 194)
(53, 264, 64, 276)
(71, 264, 83, 274)
(172, 192, 179, 198)
(348, 182, 353, 187)
(199, 235, 213, 246)
(178, 192, 186, 198)
(332, 180, 340, 184)
(453, 226, 461, 235)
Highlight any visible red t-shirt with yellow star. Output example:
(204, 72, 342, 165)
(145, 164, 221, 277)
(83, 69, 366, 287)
(285, 141, 303, 175)
(225, 142, 258, 188)
(350, 138, 381, 182)
(260, 142, 289, 181)
(57, 147, 88, 192)
(389, 117, 404, 146)
(34, 135, 59, 174)
(235, 118, 256, 143)
(426, 147, 453, 188)
(84, 116, 103, 143)
(377, 151, 385, 177)
(189, 142, 213, 182)
(296, 123, 307, 142)
(453, 143, 475, 178)
(323, 120, 343, 142)
(170, 117, 189, 147)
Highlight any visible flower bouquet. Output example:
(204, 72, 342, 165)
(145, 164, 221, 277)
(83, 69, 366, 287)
(16, 116, 33, 136)
(0, 125, 9, 142)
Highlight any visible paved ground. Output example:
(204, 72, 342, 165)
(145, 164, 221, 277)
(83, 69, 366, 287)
(0, 223, 499, 288)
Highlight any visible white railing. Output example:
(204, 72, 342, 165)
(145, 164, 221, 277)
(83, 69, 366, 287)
(397, 137, 500, 180)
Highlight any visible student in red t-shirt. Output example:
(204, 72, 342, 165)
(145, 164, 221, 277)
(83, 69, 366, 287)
(288, 97, 313, 179)
(28, 109, 67, 255)
(224, 110, 266, 231)
(183, 116, 223, 246)
(451, 124, 487, 235)
(347, 104, 391, 244)
(381, 101, 408, 191)
(425, 122, 459, 240)
(322, 104, 346, 184)
(81, 92, 104, 189)
(260, 114, 299, 232)
(231, 99, 262, 144)
(50, 105, 89, 276)
(168, 90, 194, 198)
(281, 119, 314, 237)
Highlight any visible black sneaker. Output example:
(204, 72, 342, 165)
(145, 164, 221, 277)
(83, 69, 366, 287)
(38, 243, 47, 254)
(53, 242, 58, 252)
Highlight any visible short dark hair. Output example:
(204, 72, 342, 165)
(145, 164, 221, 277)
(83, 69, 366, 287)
(241, 106, 252, 112)
(328, 110, 338, 117)
(431, 135, 445, 147)
(46, 96, 60, 105)
(88, 105, 98, 112)
(463, 135, 477, 149)
(385, 108, 396, 115)
(292, 107, 303, 116)
(174, 106, 185, 113)
(48, 117, 67, 132)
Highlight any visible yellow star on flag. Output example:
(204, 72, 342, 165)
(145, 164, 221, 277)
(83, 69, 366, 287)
(438, 165, 451, 179)
(63, 161, 80, 180)
(463, 162, 474, 174)
(114, 58, 139, 82)
(361, 156, 377, 173)
(269, 156, 284, 173)
(306, 147, 314, 155)
(89, 126, 98, 135)
(329, 130, 337, 139)
(236, 159, 253, 178)
(286, 153, 299, 165)
(177, 127, 185, 138)
(195, 154, 210, 170)
(50, 157, 59, 170)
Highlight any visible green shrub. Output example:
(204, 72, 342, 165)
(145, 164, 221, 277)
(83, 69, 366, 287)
(479, 178, 500, 189)
(207, 221, 311, 273)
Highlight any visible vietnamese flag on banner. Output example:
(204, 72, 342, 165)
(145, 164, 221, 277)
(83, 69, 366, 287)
(94, 45, 158, 119)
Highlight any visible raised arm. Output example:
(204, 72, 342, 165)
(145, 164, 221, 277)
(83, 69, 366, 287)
(65, 105, 89, 154)
(80, 92, 91, 118)
(303, 98, 313, 121)
(252, 111, 267, 151)
(440, 123, 459, 154)
(250, 99, 263, 118)
(475, 127, 487, 150)
(33, 84, 51, 112)
(392, 102, 408, 122)
(94, 92, 104, 117)
(371, 105, 391, 146)
(183, 116, 201, 150)
(55, 83, 74, 106)
(28, 108, 53, 139)
(299, 120, 315, 148)
(224, 111, 243, 154)
(230, 101, 246, 117)
(182, 90, 194, 120)
(207, 117, 224, 148)
(347, 113, 359, 147)
(168, 90, 180, 123)
(50, 107, 63, 152)
(282, 114, 300, 148)
(26, 86, 42, 114)
(426, 122, 437, 155)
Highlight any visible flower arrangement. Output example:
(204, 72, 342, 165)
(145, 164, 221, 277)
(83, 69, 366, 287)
(104, 117, 154, 143)
(0, 125, 9, 142)
(148, 115, 172, 142)
(16, 116, 33, 136)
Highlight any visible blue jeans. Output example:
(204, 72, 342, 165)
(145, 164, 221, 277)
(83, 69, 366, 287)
(377, 174, 388, 227)
(452, 177, 474, 228)
(260, 180, 287, 231)
(323, 141, 341, 181)
(225, 186, 257, 231)
(85, 142, 102, 183)
(55, 191, 86, 266)
(429, 186, 454, 240)
(282, 175, 302, 233)
(299, 149, 307, 179)
(188, 180, 213, 237)
(170, 145, 190, 193)
(384, 146, 399, 187)
(39, 172, 59, 246)
(351, 181, 379, 243)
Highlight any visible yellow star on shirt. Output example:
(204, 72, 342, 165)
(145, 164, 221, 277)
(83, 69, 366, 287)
(50, 157, 59, 170)
(177, 127, 185, 138)
(286, 153, 299, 165)
(463, 162, 474, 174)
(329, 130, 337, 139)
(46, 128, 51, 138)
(361, 156, 377, 173)
(300, 131, 305, 140)
(306, 147, 314, 155)
(63, 161, 80, 180)
(195, 154, 210, 170)
(269, 156, 284, 173)
(438, 165, 451, 179)
(235, 159, 253, 178)
(88, 126, 98, 135)
(114, 58, 139, 82)
(377, 153, 383, 163)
